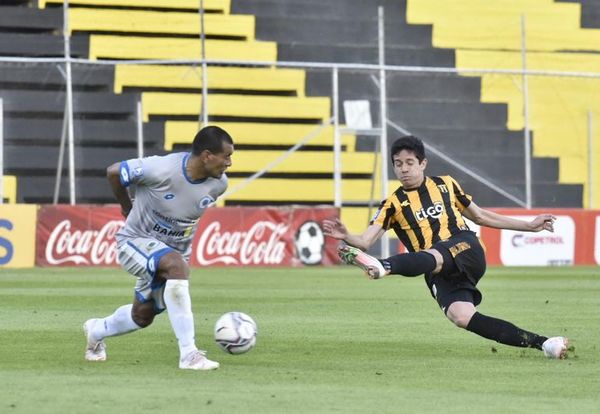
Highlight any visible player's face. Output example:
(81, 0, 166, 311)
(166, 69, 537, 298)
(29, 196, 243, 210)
(392, 149, 426, 189)
(205, 142, 234, 178)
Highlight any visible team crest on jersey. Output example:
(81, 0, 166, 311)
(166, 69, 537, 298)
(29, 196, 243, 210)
(437, 184, 448, 193)
(132, 167, 143, 177)
(199, 195, 215, 208)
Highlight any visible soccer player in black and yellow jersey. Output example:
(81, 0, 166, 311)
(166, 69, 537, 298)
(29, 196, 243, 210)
(323, 135, 569, 359)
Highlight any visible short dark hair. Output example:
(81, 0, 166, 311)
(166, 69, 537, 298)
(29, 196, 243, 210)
(192, 126, 234, 156)
(390, 135, 425, 162)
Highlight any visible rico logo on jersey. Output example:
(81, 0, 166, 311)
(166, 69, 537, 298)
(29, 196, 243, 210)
(414, 202, 444, 221)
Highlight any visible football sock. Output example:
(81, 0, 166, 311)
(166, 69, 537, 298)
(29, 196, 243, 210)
(91, 304, 141, 341)
(382, 251, 437, 276)
(466, 312, 548, 350)
(164, 279, 198, 359)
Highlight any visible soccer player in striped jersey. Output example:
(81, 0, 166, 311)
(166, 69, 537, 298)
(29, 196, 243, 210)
(323, 135, 569, 359)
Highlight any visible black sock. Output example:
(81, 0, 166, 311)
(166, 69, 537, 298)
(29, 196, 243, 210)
(382, 252, 437, 276)
(466, 312, 548, 350)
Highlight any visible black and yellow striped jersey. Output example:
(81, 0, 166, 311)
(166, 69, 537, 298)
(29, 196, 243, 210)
(371, 175, 472, 252)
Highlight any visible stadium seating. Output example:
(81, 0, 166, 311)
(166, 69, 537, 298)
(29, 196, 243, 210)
(67, 8, 254, 39)
(39, 0, 231, 12)
(0, 0, 590, 213)
(114, 65, 305, 94)
(406, 0, 597, 207)
(2, 176, 17, 204)
(164, 121, 356, 150)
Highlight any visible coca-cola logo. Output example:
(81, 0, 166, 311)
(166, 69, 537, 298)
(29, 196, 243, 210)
(196, 221, 288, 265)
(45, 219, 125, 265)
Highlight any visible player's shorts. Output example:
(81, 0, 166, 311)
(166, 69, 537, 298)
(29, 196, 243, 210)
(424, 230, 486, 313)
(117, 237, 174, 313)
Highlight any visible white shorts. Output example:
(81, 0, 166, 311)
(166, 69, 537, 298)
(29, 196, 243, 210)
(117, 237, 174, 313)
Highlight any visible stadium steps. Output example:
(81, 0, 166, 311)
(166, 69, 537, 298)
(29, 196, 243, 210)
(407, 0, 600, 52)
(557, 0, 600, 28)
(88, 35, 276, 61)
(2, 176, 17, 204)
(141, 92, 330, 122)
(3, 118, 163, 149)
(453, 50, 599, 207)
(114, 65, 305, 95)
(39, 0, 231, 13)
(397, 0, 591, 207)
(165, 121, 356, 151)
(67, 8, 254, 39)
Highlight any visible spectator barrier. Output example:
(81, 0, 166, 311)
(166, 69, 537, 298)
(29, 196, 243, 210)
(0, 205, 598, 268)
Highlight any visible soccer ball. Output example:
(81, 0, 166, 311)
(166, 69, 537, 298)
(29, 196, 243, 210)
(295, 221, 325, 265)
(214, 311, 258, 354)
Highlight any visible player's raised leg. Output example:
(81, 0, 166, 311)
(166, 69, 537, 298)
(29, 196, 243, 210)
(159, 252, 219, 370)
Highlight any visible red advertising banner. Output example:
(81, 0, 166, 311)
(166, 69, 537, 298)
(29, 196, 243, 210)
(36, 205, 340, 267)
(191, 206, 339, 267)
(36, 205, 124, 266)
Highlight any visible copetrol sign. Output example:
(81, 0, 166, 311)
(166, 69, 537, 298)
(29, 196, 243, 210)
(500, 215, 575, 266)
(0, 204, 37, 268)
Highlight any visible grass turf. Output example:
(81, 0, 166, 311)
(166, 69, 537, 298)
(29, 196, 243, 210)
(0, 266, 598, 413)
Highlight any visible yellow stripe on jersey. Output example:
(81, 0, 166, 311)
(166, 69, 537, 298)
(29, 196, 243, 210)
(371, 175, 472, 252)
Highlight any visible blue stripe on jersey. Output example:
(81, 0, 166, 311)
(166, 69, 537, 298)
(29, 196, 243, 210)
(127, 241, 149, 259)
(119, 161, 131, 187)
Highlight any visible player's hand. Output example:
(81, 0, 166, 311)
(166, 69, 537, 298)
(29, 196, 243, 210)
(528, 214, 556, 232)
(322, 218, 348, 240)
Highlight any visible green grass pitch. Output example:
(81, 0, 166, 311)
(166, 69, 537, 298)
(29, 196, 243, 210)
(0, 266, 599, 413)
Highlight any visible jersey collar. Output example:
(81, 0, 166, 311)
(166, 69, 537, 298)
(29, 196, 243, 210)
(182, 152, 208, 184)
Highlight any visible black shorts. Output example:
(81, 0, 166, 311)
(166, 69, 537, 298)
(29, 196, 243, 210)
(423, 231, 486, 313)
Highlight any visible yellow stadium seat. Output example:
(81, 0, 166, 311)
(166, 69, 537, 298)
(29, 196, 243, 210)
(69, 9, 253, 39)
(114, 65, 305, 95)
(225, 178, 399, 204)
(88, 35, 276, 61)
(164, 121, 356, 150)
(408, 0, 592, 51)
(230, 151, 375, 175)
(40, 0, 230, 13)
(141, 93, 330, 121)
(2, 176, 17, 204)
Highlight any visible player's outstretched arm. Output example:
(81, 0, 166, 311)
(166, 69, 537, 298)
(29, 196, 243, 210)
(322, 218, 385, 251)
(107, 162, 133, 218)
(462, 201, 556, 232)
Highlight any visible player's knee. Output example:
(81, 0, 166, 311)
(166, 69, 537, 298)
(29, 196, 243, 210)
(448, 314, 471, 329)
(131, 304, 156, 328)
(446, 304, 475, 329)
(132, 311, 155, 328)
(158, 252, 189, 280)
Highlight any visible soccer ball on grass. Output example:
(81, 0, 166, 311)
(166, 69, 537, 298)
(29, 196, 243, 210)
(214, 311, 258, 354)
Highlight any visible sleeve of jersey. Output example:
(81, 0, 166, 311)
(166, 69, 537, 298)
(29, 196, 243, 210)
(118, 158, 146, 188)
(450, 177, 473, 211)
(369, 198, 396, 230)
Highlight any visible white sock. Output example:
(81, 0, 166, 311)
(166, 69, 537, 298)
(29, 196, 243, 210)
(91, 304, 141, 341)
(164, 279, 198, 359)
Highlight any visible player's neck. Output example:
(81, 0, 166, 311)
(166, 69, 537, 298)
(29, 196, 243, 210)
(403, 176, 426, 191)
(186, 155, 209, 181)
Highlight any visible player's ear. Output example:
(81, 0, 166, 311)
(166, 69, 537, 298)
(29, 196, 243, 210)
(420, 157, 428, 168)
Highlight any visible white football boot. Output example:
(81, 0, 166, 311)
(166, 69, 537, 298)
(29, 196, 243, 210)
(542, 336, 569, 359)
(338, 245, 386, 279)
(83, 318, 107, 362)
(179, 350, 220, 371)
